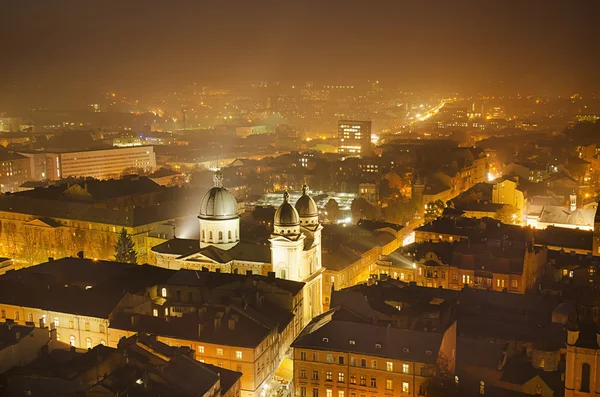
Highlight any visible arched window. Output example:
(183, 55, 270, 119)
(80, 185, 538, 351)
(69, 335, 76, 347)
(218, 231, 223, 241)
(209, 231, 213, 241)
(280, 269, 287, 279)
(86, 337, 92, 349)
(202, 230, 205, 240)
(161, 287, 167, 298)
(28, 313, 33, 322)
(228, 230, 232, 240)
(100, 339, 106, 346)
(235, 229, 238, 239)
(581, 363, 591, 392)
(14, 311, 19, 321)
(54, 317, 59, 327)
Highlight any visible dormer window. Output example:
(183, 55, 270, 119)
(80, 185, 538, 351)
(349, 340, 355, 345)
(403, 348, 410, 353)
(161, 287, 167, 298)
(375, 344, 382, 349)
(322, 337, 329, 343)
(426, 350, 432, 356)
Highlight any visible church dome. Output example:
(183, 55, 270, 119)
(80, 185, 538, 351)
(295, 185, 318, 217)
(199, 171, 238, 220)
(275, 191, 300, 226)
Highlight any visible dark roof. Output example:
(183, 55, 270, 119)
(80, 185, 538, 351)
(322, 247, 362, 271)
(499, 355, 564, 394)
(292, 306, 446, 364)
(152, 238, 199, 256)
(167, 269, 305, 296)
(199, 242, 271, 263)
(148, 168, 182, 179)
(357, 219, 404, 233)
(0, 258, 174, 318)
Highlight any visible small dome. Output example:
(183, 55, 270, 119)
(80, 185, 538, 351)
(199, 171, 238, 220)
(275, 191, 300, 226)
(295, 185, 318, 217)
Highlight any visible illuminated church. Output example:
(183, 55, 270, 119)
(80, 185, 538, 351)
(151, 171, 323, 324)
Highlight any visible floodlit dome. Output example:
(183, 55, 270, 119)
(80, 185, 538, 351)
(274, 191, 300, 226)
(199, 171, 238, 220)
(295, 185, 318, 217)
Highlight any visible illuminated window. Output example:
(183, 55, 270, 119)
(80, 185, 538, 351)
(326, 371, 332, 381)
(86, 337, 92, 349)
(402, 382, 409, 393)
(70, 335, 76, 346)
(69, 320, 74, 329)
(85, 322, 90, 331)
(14, 311, 19, 321)
(161, 287, 167, 298)
(338, 392, 344, 397)
(198, 345, 204, 353)
(360, 376, 366, 386)
(164, 308, 169, 316)
(338, 372, 345, 383)
(54, 317, 59, 327)
(217, 348, 224, 356)
(511, 280, 518, 288)
(236, 351, 243, 360)
(403, 363, 409, 373)
(386, 379, 393, 390)
(326, 390, 332, 397)
(386, 362, 393, 371)
(152, 309, 158, 317)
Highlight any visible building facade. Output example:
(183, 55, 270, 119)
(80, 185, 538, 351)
(338, 120, 372, 157)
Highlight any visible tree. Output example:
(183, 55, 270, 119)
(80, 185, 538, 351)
(324, 199, 340, 223)
(114, 228, 137, 264)
(421, 355, 459, 397)
(495, 204, 519, 224)
(424, 200, 445, 223)
(379, 179, 401, 202)
(351, 198, 377, 223)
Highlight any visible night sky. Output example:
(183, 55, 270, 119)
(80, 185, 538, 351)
(0, 0, 599, 96)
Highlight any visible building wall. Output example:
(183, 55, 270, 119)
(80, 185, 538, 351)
(0, 326, 53, 373)
(55, 146, 156, 180)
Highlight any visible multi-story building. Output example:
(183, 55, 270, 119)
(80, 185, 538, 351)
(0, 151, 30, 193)
(0, 176, 201, 265)
(19, 146, 156, 181)
(338, 120, 372, 157)
(291, 305, 457, 397)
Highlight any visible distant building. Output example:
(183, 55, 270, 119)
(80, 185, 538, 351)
(338, 120, 372, 157)
(0, 151, 30, 193)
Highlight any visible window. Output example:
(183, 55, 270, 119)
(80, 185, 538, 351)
(228, 230, 232, 240)
(85, 322, 90, 331)
(312, 352, 318, 362)
(218, 231, 223, 241)
(323, 337, 329, 343)
(326, 371, 332, 381)
(69, 335, 76, 346)
(236, 351, 243, 360)
(350, 375, 356, 384)
(402, 382, 409, 393)
(338, 356, 345, 365)
(54, 317, 59, 327)
(313, 389, 319, 397)
(99, 324, 105, 333)
(86, 337, 92, 349)
(386, 361, 393, 372)
(375, 343, 381, 349)
(338, 372, 345, 383)
(479, 381, 485, 395)
(327, 354, 333, 363)
(301, 351, 307, 360)
(402, 363, 409, 374)
(69, 320, 74, 329)
(56, 333, 60, 341)
(164, 308, 169, 316)
(161, 287, 167, 297)
(217, 348, 224, 356)
(218, 362, 223, 367)
(0, 310, 5, 318)
(326, 390, 332, 397)
(360, 376, 366, 386)
(338, 392, 344, 397)
(350, 357, 356, 366)
(370, 378, 377, 388)
(386, 379, 393, 390)
(581, 363, 591, 392)
(540, 358, 545, 368)
(209, 231, 213, 241)
(371, 360, 377, 369)
(301, 387, 307, 397)
(198, 346, 205, 354)
(15, 311, 19, 321)
(153, 309, 159, 317)
(300, 369, 307, 379)
(28, 313, 33, 322)
(312, 370, 319, 380)
(360, 358, 367, 367)
(511, 280, 518, 288)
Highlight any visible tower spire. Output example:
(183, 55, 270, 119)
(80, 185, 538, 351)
(213, 170, 223, 188)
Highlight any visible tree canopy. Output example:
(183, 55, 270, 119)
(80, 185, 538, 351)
(114, 228, 137, 264)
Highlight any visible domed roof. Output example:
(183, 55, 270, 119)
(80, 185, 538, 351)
(295, 185, 318, 217)
(275, 191, 300, 226)
(199, 171, 238, 220)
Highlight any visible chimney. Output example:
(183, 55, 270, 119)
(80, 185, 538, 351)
(77, 251, 84, 259)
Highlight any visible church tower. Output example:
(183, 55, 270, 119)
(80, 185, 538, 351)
(593, 202, 600, 256)
(270, 191, 305, 281)
(565, 314, 600, 397)
(295, 185, 323, 275)
(198, 171, 240, 250)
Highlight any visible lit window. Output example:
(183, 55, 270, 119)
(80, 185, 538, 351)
(338, 372, 345, 383)
(236, 351, 243, 360)
(402, 363, 409, 374)
(371, 360, 377, 369)
(54, 317, 59, 327)
(386, 361, 393, 371)
(86, 337, 92, 349)
(326, 390, 332, 397)
(69, 335, 76, 347)
(386, 379, 393, 390)
(511, 280, 518, 288)
(161, 287, 167, 298)
(326, 371, 332, 381)
(402, 382, 409, 393)
(198, 345, 204, 353)
(100, 340, 106, 346)
(69, 320, 74, 329)
(338, 392, 344, 397)
(85, 322, 90, 331)
(217, 348, 224, 356)
(164, 308, 169, 316)
(152, 309, 158, 317)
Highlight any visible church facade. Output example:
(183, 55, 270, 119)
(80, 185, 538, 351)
(151, 172, 323, 325)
